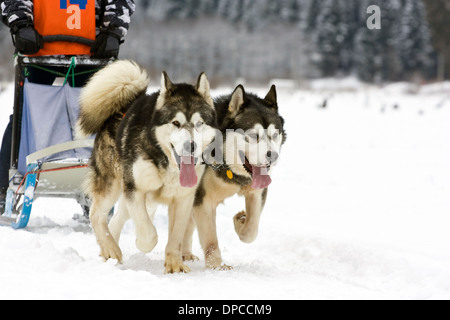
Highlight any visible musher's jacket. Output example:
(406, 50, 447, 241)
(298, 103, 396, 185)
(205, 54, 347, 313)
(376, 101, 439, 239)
(0, 0, 135, 55)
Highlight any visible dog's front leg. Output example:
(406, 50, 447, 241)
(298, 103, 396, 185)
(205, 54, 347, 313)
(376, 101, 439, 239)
(181, 213, 200, 262)
(165, 196, 195, 274)
(194, 203, 232, 270)
(126, 191, 158, 254)
(234, 188, 268, 244)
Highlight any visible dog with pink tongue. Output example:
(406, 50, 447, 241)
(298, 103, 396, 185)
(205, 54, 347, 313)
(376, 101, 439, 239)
(77, 60, 217, 274)
(183, 84, 287, 270)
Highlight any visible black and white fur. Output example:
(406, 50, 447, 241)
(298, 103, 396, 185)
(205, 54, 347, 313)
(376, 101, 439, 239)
(77, 60, 217, 274)
(183, 85, 286, 269)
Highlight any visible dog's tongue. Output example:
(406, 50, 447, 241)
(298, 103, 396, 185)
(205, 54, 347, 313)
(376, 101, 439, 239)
(251, 166, 272, 189)
(180, 156, 198, 188)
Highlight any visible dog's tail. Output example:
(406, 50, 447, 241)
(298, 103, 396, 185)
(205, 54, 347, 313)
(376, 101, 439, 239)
(76, 60, 149, 138)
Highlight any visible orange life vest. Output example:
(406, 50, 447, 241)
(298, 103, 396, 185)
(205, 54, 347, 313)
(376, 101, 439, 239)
(33, 0, 96, 56)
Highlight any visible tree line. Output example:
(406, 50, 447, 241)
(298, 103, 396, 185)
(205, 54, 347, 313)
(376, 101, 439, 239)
(1, 0, 449, 84)
(122, 0, 448, 84)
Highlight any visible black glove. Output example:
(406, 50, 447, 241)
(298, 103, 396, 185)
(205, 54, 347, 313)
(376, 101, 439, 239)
(10, 21, 43, 55)
(91, 29, 123, 59)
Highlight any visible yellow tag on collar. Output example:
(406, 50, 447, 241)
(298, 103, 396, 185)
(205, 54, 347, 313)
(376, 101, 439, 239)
(227, 170, 233, 180)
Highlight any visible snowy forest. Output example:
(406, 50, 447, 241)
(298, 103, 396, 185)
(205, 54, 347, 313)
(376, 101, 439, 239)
(0, 0, 449, 84)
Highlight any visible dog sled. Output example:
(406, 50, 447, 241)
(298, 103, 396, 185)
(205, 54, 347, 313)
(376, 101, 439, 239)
(0, 52, 112, 229)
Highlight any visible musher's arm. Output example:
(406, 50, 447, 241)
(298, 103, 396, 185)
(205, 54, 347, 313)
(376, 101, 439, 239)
(0, 0, 42, 55)
(92, 0, 135, 58)
(0, 0, 33, 26)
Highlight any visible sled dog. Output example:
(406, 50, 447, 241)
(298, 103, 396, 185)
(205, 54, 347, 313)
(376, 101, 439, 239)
(183, 85, 286, 269)
(77, 60, 217, 273)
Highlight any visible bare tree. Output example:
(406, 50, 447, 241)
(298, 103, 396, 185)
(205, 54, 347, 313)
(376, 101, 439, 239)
(423, 0, 450, 80)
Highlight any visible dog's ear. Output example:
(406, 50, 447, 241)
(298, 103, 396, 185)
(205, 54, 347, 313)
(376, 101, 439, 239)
(229, 85, 246, 117)
(196, 72, 214, 109)
(156, 71, 174, 110)
(161, 71, 174, 93)
(264, 85, 278, 109)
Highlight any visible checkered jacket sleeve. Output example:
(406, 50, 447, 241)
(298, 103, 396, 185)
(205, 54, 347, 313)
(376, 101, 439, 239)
(0, 0, 34, 26)
(99, 0, 135, 38)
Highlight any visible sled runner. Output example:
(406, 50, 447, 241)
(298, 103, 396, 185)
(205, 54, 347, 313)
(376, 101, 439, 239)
(0, 53, 112, 229)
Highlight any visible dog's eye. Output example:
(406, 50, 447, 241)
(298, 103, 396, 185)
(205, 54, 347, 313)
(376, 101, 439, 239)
(272, 132, 279, 140)
(195, 121, 204, 131)
(172, 121, 181, 128)
(247, 133, 259, 141)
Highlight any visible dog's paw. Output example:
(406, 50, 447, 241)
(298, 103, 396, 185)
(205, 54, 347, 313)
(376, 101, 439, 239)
(98, 237, 123, 262)
(182, 253, 200, 262)
(136, 233, 158, 254)
(205, 244, 226, 270)
(165, 262, 191, 274)
(215, 264, 234, 271)
(233, 211, 258, 243)
(165, 254, 191, 274)
(206, 260, 233, 271)
(233, 210, 246, 234)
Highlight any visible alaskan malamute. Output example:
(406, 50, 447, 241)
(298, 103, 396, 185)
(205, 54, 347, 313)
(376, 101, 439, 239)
(77, 60, 217, 273)
(183, 84, 287, 269)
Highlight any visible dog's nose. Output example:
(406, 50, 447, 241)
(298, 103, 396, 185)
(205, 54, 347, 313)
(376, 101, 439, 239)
(266, 151, 279, 164)
(184, 141, 197, 155)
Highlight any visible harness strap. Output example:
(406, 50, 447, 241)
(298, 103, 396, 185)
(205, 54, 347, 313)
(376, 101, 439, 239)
(63, 57, 76, 86)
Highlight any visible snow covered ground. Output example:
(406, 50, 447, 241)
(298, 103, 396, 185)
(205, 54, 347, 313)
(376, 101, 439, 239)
(1, 79, 450, 300)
